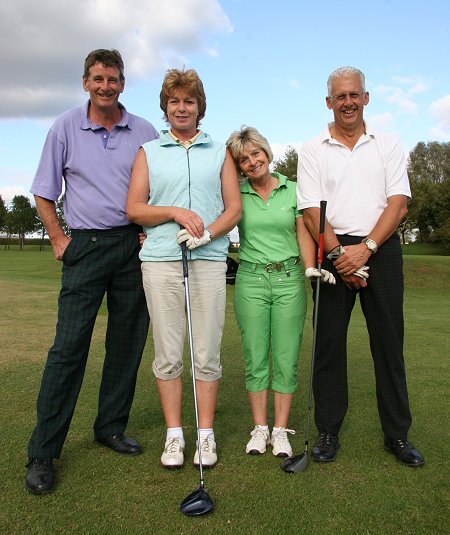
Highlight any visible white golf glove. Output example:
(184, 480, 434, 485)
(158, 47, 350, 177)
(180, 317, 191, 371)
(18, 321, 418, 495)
(176, 228, 211, 250)
(305, 267, 336, 285)
(353, 265, 370, 280)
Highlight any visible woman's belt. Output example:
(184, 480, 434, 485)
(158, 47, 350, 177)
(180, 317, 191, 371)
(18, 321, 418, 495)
(238, 257, 301, 273)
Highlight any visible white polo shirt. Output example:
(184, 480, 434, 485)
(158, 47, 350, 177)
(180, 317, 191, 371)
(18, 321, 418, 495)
(296, 123, 411, 236)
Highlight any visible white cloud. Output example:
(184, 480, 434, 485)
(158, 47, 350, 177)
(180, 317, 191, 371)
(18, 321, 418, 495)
(0, 185, 31, 205)
(372, 75, 430, 117)
(386, 90, 418, 115)
(0, 167, 34, 204)
(391, 76, 428, 94)
(0, 0, 232, 118)
(430, 95, 450, 137)
(366, 112, 395, 131)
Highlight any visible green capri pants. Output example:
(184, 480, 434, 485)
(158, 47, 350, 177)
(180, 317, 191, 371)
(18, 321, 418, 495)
(234, 259, 307, 394)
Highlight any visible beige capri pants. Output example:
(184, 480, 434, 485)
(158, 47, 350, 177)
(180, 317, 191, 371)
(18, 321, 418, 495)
(141, 260, 227, 382)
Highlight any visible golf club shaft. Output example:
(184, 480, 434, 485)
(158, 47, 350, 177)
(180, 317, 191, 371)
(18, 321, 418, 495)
(181, 242, 205, 487)
(304, 200, 327, 453)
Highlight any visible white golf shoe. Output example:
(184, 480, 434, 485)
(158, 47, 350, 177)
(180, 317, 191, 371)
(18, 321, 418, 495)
(271, 428, 295, 458)
(161, 436, 185, 468)
(246, 426, 271, 455)
(193, 435, 217, 468)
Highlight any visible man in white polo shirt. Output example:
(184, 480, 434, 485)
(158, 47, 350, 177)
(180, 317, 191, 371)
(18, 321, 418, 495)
(297, 66, 424, 467)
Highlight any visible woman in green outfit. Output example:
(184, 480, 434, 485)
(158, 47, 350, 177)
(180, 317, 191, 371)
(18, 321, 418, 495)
(226, 126, 335, 458)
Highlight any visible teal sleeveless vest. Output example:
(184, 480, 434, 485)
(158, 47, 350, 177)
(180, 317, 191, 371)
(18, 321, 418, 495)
(140, 130, 228, 261)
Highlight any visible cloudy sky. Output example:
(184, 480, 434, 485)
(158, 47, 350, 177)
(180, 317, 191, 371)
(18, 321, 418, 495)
(0, 0, 449, 204)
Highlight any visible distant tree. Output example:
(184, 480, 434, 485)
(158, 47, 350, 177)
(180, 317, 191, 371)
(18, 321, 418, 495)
(272, 146, 298, 181)
(3, 212, 15, 249)
(407, 141, 450, 246)
(0, 194, 7, 231)
(35, 209, 47, 251)
(8, 195, 39, 250)
(431, 176, 450, 246)
(56, 196, 69, 235)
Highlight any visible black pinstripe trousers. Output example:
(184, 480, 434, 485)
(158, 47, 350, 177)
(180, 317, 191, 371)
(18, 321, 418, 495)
(28, 224, 149, 459)
(312, 233, 412, 439)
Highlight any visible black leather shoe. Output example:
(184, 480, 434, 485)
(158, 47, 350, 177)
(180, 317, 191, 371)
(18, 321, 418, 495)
(312, 432, 340, 462)
(26, 458, 54, 495)
(95, 433, 142, 456)
(384, 438, 425, 467)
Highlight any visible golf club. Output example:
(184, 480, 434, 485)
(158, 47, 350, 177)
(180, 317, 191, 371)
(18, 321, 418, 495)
(179, 241, 214, 516)
(282, 200, 327, 473)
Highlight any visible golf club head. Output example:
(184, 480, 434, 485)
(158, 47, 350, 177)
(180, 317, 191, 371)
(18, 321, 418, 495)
(282, 452, 308, 473)
(180, 487, 214, 516)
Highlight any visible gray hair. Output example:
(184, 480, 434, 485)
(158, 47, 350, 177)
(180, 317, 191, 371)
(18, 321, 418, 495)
(226, 126, 273, 176)
(327, 66, 366, 96)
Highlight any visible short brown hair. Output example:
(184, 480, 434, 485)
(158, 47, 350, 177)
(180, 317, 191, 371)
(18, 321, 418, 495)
(83, 49, 125, 82)
(160, 69, 206, 127)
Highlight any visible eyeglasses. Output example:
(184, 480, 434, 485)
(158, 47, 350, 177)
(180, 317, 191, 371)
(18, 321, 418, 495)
(330, 92, 365, 102)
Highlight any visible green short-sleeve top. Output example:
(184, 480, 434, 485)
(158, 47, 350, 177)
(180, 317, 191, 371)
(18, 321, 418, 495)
(238, 172, 301, 264)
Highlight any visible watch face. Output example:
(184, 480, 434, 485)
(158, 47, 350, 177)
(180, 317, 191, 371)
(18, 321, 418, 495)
(365, 239, 377, 252)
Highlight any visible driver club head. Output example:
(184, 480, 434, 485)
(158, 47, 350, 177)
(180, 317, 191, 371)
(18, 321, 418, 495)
(282, 452, 309, 473)
(180, 487, 214, 516)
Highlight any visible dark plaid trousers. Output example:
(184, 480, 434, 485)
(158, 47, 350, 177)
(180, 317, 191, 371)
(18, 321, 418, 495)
(28, 224, 149, 459)
(312, 233, 412, 439)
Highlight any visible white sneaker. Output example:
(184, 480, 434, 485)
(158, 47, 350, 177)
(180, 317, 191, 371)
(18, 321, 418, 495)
(246, 426, 271, 455)
(161, 437, 185, 468)
(193, 435, 217, 467)
(271, 428, 295, 458)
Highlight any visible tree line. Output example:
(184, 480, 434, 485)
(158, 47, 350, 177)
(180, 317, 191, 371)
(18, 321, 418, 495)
(1, 141, 448, 248)
(272, 141, 450, 247)
(0, 195, 66, 249)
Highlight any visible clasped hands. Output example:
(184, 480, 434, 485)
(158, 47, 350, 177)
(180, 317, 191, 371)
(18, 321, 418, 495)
(176, 228, 211, 250)
(327, 244, 370, 282)
(174, 208, 211, 250)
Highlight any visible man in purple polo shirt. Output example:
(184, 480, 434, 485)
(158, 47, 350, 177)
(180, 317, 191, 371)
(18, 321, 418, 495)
(25, 49, 159, 495)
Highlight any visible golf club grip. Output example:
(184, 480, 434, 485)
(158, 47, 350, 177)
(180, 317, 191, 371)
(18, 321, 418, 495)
(317, 200, 327, 266)
(181, 241, 188, 278)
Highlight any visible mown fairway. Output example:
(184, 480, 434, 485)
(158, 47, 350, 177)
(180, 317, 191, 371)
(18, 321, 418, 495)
(0, 250, 448, 534)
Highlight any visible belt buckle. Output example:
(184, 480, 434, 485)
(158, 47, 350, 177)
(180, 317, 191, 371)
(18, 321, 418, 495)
(265, 262, 282, 272)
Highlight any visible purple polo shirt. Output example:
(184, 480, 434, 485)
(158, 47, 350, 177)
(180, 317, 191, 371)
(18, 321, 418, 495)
(31, 101, 159, 229)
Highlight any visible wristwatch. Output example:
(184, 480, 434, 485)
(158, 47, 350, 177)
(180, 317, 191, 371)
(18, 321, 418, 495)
(206, 228, 213, 241)
(362, 237, 378, 254)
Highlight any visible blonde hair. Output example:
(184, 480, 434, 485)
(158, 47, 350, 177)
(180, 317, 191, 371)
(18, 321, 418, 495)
(226, 126, 273, 177)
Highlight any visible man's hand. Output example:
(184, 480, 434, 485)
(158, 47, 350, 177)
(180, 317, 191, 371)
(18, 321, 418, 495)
(333, 243, 371, 277)
(52, 234, 71, 261)
(176, 228, 211, 250)
(340, 273, 368, 290)
(305, 267, 336, 285)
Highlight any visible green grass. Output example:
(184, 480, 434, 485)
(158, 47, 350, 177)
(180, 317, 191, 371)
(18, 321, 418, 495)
(0, 250, 449, 534)
(401, 242, 449, 256)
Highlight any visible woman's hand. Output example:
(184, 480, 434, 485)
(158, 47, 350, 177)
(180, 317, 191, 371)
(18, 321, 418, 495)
(305, 267, 336, 285)
(173, 208, 204, 238)
(176, 228, 211, 250)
